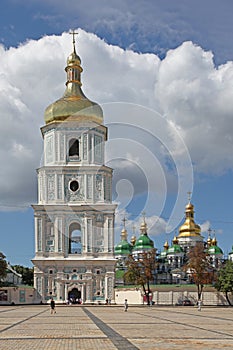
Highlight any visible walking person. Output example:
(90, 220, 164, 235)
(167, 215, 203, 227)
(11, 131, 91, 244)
(50, 298, 56, 314)
(124, 299, 128, 312)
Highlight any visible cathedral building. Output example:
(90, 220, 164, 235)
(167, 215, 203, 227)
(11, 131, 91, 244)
(115, 200, 224, 285)
(32, 35, 117, 304)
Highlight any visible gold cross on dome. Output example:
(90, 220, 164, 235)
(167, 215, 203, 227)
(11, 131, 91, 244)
(122, 217, 127, 229)
(141, 211, 146, 223)
(187, 191, 192, 202)
(69, 29, 78, 50)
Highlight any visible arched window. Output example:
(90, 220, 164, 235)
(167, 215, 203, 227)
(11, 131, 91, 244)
(69, 222, 82, 254)
(69, 138, 79, 157)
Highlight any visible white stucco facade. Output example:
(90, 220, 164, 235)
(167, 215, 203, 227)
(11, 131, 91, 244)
(32, 40, 117, 304)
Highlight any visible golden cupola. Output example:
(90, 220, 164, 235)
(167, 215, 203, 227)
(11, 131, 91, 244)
(44, 34, 103, 125)
(164, 241, 169, 250)
(130, 235, 137, 246)
(207, 233, 212, 247)
(178, 201, 201, 238)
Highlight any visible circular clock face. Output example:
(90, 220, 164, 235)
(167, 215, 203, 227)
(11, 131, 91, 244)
(70, 180, 79, 192)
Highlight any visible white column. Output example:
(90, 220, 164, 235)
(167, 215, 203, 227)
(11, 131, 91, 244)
(56, 281, 61, 301)
(105, 275, 108, 299)
(108, 217, 114, 254)
(81, 284, 85, 303)
(64, 284, 68, 301)
(104, 217, 108, 252)
(34, 216, 39, 252)
(54, 217, 59, 252)
(91, 133, 94, 164)
(61, 174, 64, 201)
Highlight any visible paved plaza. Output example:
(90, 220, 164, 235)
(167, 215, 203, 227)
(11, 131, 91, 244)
(0, 305, 233, 350)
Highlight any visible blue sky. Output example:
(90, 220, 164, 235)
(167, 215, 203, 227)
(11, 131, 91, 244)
(1, 0, 233, 266)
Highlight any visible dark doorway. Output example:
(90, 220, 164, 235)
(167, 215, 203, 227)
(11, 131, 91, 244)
(68, 288, 81, 304)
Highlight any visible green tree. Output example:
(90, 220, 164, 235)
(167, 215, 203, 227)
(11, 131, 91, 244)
(12, 265, 34, 286)
(184, 242, 215, 300)
(0, 252, 7, 285)
(215, 260, 233, 306)
(124, 249, 157, 305)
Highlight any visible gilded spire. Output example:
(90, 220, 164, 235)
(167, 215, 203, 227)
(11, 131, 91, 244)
(140, 212, 148, 235)
(178, 198, 201, 238)
(66, 30, 82, 87)
(130, 235, 136, 246)
(172, 236, 179, 245)
(207, 228, 212, 246)
(212, 231, 217, 246)
(120, 217, 128, 241)
(130, 225, 136, 246)
(44, 30, 103, 125)
(70, 29, 78, 53)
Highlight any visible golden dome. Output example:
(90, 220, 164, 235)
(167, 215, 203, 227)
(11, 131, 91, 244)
(140, 221, 147, 234)
(212, 237, 217, 246)
(67, 50, 81, 67)
(178, 201, 201, 238)
(130, 235, 136, 246)
(120, 228, 128, 241)
(207, 234, 212, 246)
(44, 41, 103, 125)
(185, 202, 194, 211)
(164, 241, 169, 250)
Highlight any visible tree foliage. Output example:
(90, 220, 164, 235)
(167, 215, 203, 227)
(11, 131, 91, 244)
(215, 260, 233, 306)
(184, 242, 215, 300)
(0, 252, 7, 285)
(124, 249, 157, 305)
(12, 265, 34, 286)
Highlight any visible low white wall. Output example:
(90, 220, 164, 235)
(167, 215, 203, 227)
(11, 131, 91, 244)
(115, 289, 142, 305)
(1, 286, 231, 306)
(114, 288, 232, 306)
(0, 287, 42, 305)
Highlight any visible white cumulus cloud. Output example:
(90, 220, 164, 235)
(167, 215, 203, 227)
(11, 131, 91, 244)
(0, 29, 232, 238)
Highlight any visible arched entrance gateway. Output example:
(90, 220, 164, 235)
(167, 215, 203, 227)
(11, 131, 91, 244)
(68, 288, 81, 304)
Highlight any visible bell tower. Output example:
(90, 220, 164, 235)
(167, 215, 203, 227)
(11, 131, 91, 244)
(32, 32, 117, 304)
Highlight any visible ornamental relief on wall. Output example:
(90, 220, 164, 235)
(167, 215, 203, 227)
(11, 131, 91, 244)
(47, 174, 55, 200)
(64, 174, 84, 202)
(45, 134, 53, 164)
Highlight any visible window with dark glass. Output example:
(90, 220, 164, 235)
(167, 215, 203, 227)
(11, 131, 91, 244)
(70, 180, 79, 192)
(69, 138, 79, 157)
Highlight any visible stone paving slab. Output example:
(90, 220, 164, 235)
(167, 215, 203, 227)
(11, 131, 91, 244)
(0, 305, 233, 349)
(0, 338, 117, 350)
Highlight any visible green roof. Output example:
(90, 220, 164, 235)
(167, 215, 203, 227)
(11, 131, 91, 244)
(208, 245, 223, 255)
(114, 240, 132, 255)
(167, 244, 183, 254)
(133, 234, 154, 251)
